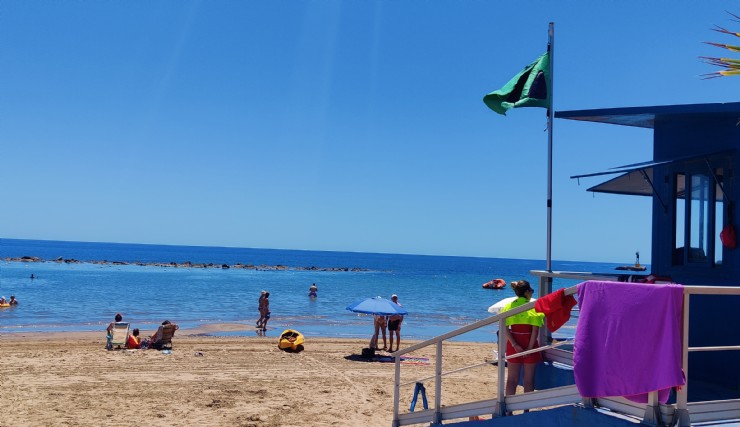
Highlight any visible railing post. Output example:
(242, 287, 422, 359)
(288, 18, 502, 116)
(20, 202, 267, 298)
(434, 341, 443, 424)
(393, 356, 401, 427)
(581, 397, 595, 408)
(538, 275, 552, 346)
(392, 353, 401, 427)
(642, 391, 662, 426)
(496, 318, 507, 416)
(674, 291, 691, 427)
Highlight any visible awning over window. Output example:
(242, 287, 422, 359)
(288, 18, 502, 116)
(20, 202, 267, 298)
(571, 151, 733, 197)
(580, 168, 655, 196)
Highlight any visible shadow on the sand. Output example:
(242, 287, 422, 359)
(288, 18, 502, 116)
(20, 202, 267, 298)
(344, 354, 393, 363)
(344, 354, 430, 365)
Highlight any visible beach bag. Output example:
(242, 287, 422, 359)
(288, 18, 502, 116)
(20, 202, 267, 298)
(361, 347, 376, 359)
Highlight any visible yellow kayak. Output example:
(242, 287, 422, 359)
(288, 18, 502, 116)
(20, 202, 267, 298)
(278, 329, 305, 352)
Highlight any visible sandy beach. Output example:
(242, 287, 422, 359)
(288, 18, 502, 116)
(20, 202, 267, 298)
(0, 325, 501, 427)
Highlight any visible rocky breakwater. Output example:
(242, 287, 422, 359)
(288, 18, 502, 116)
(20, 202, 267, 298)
(3, 256, 369, 272)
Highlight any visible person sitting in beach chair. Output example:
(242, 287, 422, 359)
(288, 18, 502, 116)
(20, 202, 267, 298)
(149, 320, 179, 350)
(108, 323, 130, 350)
(106, 313, 123, 335)
(106, 313, 130, 350)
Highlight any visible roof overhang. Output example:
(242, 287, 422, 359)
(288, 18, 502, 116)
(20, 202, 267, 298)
(555, 102, 740, 129)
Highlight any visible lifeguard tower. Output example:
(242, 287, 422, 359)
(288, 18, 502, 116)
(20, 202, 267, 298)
(562, 101, 740, 400)
(391, 102, 740, 427)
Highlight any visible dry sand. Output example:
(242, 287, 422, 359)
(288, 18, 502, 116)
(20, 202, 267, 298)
(0, 325, 501, 427)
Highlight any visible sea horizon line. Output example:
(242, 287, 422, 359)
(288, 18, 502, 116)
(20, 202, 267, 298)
(0, 237, 625, 265)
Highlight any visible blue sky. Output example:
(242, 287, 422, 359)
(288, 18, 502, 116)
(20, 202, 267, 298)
(1, 1, 738, 263)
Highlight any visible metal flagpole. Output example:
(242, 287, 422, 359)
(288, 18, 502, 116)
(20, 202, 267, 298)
(540, 22, 556, 347)
(546, 22, 555, 273)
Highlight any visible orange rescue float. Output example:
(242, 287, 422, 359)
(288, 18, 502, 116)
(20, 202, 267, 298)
(482, 278, 506, 289)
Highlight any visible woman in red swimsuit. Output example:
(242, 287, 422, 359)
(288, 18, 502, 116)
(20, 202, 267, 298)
(501, 280, 544, 400)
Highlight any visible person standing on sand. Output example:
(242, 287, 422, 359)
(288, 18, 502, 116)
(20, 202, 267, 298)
(388, 294, 403, 352)
(369, 315, 387, 351)
(260, 292, 271, 331)
(257, 290, 267, 328)
(501, 280, 544, 407)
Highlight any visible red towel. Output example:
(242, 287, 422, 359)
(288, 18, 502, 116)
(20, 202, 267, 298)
(534, 288, 577, 332)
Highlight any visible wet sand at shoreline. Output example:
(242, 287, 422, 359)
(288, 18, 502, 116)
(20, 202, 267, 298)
(0, 326, 501, 427)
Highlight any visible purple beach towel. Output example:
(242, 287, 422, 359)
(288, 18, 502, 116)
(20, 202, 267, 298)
(574, 280, 685, 404)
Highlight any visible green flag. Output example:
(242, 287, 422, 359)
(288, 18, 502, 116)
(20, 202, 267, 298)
(483, 52, 551, 115)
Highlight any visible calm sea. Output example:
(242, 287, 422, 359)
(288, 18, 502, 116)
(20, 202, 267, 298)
(0, 239, 634, 342)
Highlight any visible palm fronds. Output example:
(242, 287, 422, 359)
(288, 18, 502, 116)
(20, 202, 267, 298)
(704, 42, 740, 52)
(711, 25, 740, 38)
(703, 11, 740, 77)
(701, 56, 740, 67)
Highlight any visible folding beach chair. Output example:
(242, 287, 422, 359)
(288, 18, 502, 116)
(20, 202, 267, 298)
(108, 322, 130, 350)
(150, 323, 178, 350)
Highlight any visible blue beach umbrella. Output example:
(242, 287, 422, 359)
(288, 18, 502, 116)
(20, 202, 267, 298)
(346, 296, 408, 316)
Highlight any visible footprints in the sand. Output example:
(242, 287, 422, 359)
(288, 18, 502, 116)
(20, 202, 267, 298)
(299, 352, 372, 405)
(234, 413, 263, 427)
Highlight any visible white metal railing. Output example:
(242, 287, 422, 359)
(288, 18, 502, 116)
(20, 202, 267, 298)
(391, 283, 580, 427)
(674, 285, 740, 427)
(391, 275, 740, 427)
